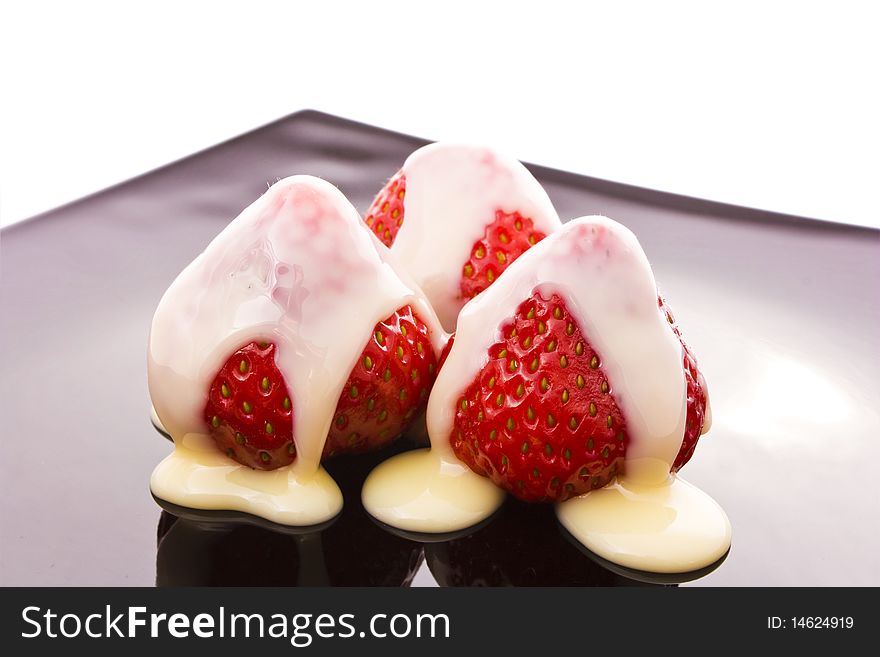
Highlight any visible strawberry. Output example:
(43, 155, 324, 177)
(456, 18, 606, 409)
(364, 146, 562, 332)
(204, 305, 438, 470)
(450, 292, 706, 503)
(323, 305, 438, 457)
(662, 297, 708, 472)
(364, 170, 406, 247)
(204, 342, 295, 470)
(459, 210, 546, 300)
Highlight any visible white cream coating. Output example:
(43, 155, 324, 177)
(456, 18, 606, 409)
(148, 176, 444, 525)
(428, 216, 688, 483)
(556, 475, 731, 573)
(391, 143, 562, 331)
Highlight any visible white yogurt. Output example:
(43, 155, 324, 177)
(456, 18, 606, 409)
(148, 176, 444, 525)
(391, 143, 562, 331)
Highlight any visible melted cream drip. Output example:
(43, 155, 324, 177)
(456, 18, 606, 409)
(361, 448, 505, 533)
(151, 435, 343, 526)
(392, 143, 562, 331)
(365, 216, 729, 572)
(148, 176, 443, 525)
(556, 475, 731, 573)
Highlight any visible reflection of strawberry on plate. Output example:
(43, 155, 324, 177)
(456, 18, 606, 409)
(424, 498, 651, 587)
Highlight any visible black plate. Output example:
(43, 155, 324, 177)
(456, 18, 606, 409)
(2, 110, 878, 586)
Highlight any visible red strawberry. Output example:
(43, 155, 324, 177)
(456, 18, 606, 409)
(204, 305, 438, 470)
(662, 297, 708, 471)
(450, 292, 706, 503)
(323, 305, 437, 457)
(459, 210, 546, 300)
(364, 170, 406, 247)
(204, 342, 295, 470)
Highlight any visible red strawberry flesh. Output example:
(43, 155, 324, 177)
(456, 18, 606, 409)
(204, 342, 295, 470)
(460, 210, 546, 300)
(204, 306, 437, 469)
(662, 297, 708, 471)
(324, 305, 438, 457)
(450, 292, 708, 502)
(364, 170, 406, 247)
(451, 293, 626, 502)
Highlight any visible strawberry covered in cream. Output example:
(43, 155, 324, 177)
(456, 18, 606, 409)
(148, 176, 444, 526)
(365, 144, 563, 331)
(362, 216, 730, 573)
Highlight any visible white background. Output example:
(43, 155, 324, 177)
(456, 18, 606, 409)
(1, 0, 878, 229)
